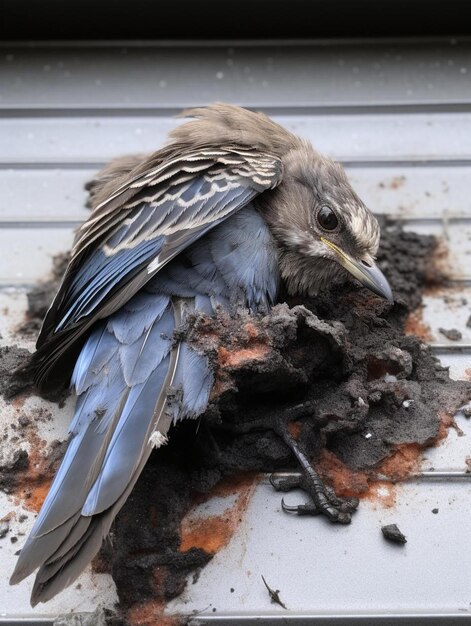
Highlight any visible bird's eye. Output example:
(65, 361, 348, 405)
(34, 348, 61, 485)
(317, 205, 339, 231)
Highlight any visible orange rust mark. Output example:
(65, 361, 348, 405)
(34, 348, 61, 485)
(12, 428, 56, 513)
(181, 516, 234, 554)
(405, 308, 435, 342)
(243, 322, 259, 339)
(180, 472, 258, 555)
(317, 443, 424, 508)
(377, 443, 423, 482)
(426, 237, 454, 285)
(436, 412, 454, 442)
(287, 420, 302, 440)
(12, 396, 25, 411)
(218, 343, 270, 368)
(317, 449, 399, 506)
(127, 600, 183, 626)
(317, 450, 370, 498)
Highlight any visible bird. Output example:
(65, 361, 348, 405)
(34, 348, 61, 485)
(10, 103, 393, 605)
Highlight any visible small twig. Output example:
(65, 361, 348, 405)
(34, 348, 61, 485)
(261, 574, 287, 610)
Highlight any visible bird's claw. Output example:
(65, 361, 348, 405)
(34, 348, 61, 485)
(269, 473, 302, 492)
(270, 472, 359, 524)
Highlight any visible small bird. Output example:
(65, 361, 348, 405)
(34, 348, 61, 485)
(10, 103, 392, 605)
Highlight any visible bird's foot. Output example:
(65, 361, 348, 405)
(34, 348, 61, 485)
(269, 472, 359, 524)
(271, 415, 359, 524)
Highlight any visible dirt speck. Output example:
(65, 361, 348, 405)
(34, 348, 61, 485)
(378, 176, 406, 190)
(439, 327, 463, 341)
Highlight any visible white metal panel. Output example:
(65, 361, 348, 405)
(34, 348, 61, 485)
(0, 229, 74, 284)
(2, 113, 471, 164)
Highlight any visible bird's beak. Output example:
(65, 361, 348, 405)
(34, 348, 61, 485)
(321, 237, 394, 303)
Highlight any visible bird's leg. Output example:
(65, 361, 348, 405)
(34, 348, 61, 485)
(214, 402, 311, 435)
(270, 416, 359, 524)
(208, 404, 358, 522)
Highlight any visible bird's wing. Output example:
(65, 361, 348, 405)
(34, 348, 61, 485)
(31, 145, 283, 391)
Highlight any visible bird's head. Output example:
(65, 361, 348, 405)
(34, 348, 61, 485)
(261, 145, 393, 302)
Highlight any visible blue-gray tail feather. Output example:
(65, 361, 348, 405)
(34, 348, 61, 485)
(10, 291, 213, 604)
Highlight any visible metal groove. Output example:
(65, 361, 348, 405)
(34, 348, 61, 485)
(2, 102, 471, 118)
(187, 613, 471, 624)
(0, 620, 54, 626)
(2, 215, 471, 229)
(2, 157, 471, 171)
(0, 221, 82, 229)
(431, 343, 471, 353)
(1, 612, 471, 626)
(265, 471, 471, 482)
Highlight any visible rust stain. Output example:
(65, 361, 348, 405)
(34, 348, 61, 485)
(12, 396, 25, 411)
(317, 450, 370, 498)
(180, 472, 258, 554)
(218, 343, 270, 368)
(377, 443, 423, 482)
(436, 412, 454, 442)
(243, 322, 260, 339)
(181, 516, 234, 554)
(127, 600, 183, 626)
(427, 237, 455, 285)
(12, 428, 55, 513)
(317, 441, 427, 508)
(405, 308, 435, 342)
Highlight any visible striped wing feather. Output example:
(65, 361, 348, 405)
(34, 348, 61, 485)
(32, 145, 282, 391)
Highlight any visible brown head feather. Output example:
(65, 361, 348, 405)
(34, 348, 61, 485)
(170, 102, 300, 156)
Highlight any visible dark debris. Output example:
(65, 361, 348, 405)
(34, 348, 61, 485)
(381, 523, 407, 545)
(438, 328, 463, 341)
